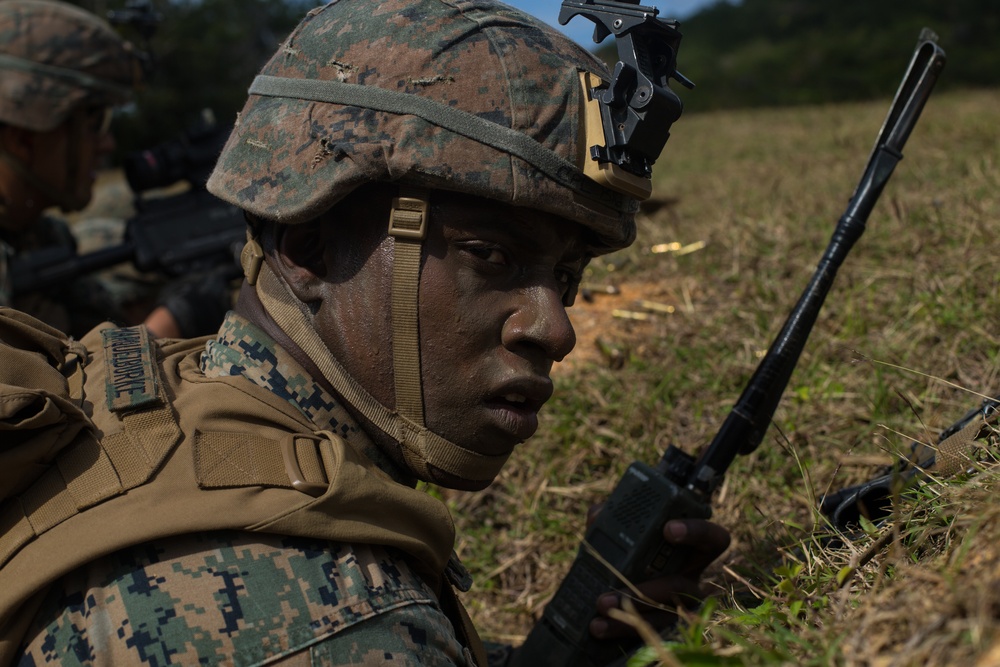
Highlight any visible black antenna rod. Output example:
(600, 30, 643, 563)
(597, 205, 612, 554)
(687, 32, 947, 498)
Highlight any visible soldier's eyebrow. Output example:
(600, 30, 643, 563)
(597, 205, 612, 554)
(431, 196, 588, 258)
(493, 216, 589, 265)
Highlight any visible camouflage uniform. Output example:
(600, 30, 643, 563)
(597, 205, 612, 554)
(18, 312, 485, 666)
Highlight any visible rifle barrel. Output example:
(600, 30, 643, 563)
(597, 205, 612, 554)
(10, 242, 136, 298)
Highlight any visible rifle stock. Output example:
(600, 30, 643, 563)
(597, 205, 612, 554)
(9, 188, 244, 299)
(512, 31, 945, 667)
(10, 112, 241, 300)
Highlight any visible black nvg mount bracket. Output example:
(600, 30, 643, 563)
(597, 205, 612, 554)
(560, 0, 693, 199)
(106, 0, 163, 77)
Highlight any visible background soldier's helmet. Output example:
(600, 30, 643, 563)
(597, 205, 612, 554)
(0, 0, 140, 133)
(208, 0, 640, 253)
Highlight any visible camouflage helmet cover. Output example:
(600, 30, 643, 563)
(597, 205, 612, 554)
(0, 0, 140, 132)
(207, 0, 640, 253)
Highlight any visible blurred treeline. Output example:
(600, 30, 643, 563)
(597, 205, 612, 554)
(68, 0, 998, 156)
(67, 0, 319, 160)
(601, 0, 999, 112)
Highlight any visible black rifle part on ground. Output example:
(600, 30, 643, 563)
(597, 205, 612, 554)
(512, 30, 945, 667)
(822, 392, 1000, 529)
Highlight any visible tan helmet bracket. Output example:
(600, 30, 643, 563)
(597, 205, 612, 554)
(241, 231, 265, 286)
(579, 71, 653, 201)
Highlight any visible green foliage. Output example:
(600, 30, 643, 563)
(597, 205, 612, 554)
(598, 0, 1000, 112)
(68, 0, 318, 155)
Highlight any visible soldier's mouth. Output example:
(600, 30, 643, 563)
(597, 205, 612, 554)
(482, 380, 552, 442)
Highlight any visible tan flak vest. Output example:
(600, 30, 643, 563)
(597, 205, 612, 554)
(0, 308, 486, 666)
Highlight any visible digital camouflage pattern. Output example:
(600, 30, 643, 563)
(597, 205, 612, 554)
(18, 312, 483, 666)
(201, 312, 408, 483)
(0, 0, 140, 132)
(206, 0, 638, 254)
(19, 533, 471, 667)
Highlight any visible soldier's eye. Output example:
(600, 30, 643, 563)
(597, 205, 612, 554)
(466, 244, 507, 265)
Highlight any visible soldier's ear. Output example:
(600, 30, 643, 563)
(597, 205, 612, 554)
(272, 221, 328, 301)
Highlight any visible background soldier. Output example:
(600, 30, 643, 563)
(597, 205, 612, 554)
(7, 1, 729, 664)
(0, 0, 226, 338)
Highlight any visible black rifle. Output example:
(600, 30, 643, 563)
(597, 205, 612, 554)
(822, 391, 1000, 529)
(512, 30, 945, 667)
(9, 116, 244, 299)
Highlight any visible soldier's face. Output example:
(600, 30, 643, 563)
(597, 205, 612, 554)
(309, 188, 587, 466)
(30, 106, 113, 211)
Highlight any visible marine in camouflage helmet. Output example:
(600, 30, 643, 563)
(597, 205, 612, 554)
(0, 0, 141, 218)
(8, 2, 733, 664)
(0, 0, 139, 132)
(0, 0, 142, 318)
(207, 0, 651, 490)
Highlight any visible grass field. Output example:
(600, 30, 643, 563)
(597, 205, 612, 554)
(75, 84, 1000, 664)
(453, 87, 1000, 664)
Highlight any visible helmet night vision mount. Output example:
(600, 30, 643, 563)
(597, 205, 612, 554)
(560, 0, 693, 200)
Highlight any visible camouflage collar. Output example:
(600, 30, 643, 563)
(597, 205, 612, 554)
(200, 311, 410, 484)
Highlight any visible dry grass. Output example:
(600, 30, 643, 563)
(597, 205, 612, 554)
(75, 87, 1000, 663)
(449, 87, 1000, 664)
(835, 472, 1000, 666)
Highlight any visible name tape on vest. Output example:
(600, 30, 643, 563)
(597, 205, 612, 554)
(102, 326, 161, 412)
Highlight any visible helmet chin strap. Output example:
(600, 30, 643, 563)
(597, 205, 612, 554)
(242, 187, 511, 486)
(386, 186, 429, 427)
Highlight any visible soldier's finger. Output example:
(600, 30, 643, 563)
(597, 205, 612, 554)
(663, 519, 730, 574)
